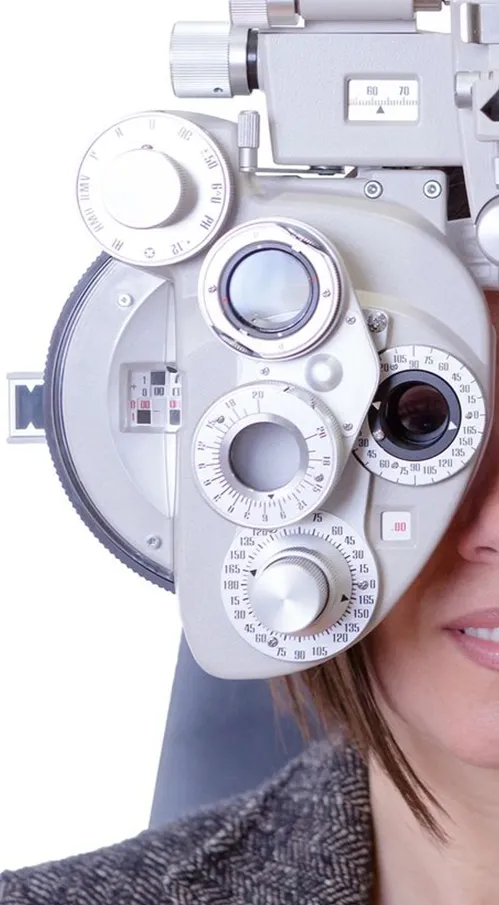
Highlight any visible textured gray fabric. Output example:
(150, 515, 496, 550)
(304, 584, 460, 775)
(0, 740, 374, 904)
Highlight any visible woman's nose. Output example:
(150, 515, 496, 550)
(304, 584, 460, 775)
(457, 467, 499, 564)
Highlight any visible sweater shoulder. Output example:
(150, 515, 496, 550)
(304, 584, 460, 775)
(0, 740, 372, 905)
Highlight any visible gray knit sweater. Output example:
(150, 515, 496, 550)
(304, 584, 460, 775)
(0, 740, 374, 904)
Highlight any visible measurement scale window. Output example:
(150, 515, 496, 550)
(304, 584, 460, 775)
(347, 79, 419, 122)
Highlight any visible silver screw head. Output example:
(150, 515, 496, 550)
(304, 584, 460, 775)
(118, 293, 134, 308)
(373, 429, 385, 442)
(367, 311, 389, 334)
(146, 535, 162, 550)
(365, 181, 383, 199)
(346, 315, 357, 326)
(423, 180, 442, 199)
(343, 423, 354, 432)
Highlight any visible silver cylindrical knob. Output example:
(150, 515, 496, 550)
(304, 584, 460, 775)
(230, 0, 297, 27)
(297, 0, 432, 20)
(101, 149, 187, 230)
(238, 110, 260, 171)
(170, 22, 251, 98)
(251, 554, 330, 634)
(476, 197, 499, 265)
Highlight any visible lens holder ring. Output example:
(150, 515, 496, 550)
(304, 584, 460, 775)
(198, 218, 342, 360)
(353, 344, 487, 486)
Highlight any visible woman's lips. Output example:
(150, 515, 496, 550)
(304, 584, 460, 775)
(443, 611, 499, 672)
(446, 629, 499, 671)
(444, 609, 499, 631)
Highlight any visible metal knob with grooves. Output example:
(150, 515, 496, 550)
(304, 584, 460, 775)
(102, 150, 188, 230)
(230, 0, 297, 27)
(250, 554, 331, 634)
(170, 22, 251, 98)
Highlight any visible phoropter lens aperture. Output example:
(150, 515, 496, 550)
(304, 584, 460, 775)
(229, 420, 302, 492)
(220, 243, 318, 338)
(384, 383, 450, 447)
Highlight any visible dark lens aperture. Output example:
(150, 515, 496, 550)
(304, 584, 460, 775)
(385, 383, 450, 446)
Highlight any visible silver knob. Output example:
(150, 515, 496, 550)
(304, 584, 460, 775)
(251, 554, 330, 634)
(101, 149, 187, 230)
(170, 22, 251, 98)
(476, 197, 499, 265)
(230, 0, 297, 27)
(238, 110, 260, 171)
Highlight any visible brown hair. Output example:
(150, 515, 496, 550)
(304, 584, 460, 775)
(269, 643, 449, 844)
(269, 167, 470, 847)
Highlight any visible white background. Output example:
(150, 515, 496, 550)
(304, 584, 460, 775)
(0, 0, 449, 873)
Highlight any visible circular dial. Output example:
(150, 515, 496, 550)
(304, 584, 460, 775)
(354, 345, 487, 485)
(76, 112, 233, 267)
(221, 511, 379, 663)
(194, 382, 344, 528)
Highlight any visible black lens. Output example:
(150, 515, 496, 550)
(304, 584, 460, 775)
(225, 248, 313, 334)
(384, 383, 450, 446)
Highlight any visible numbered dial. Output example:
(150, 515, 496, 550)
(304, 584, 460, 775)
(222, 512, 379, 663)
(354, 345, 487, 485)
(194, 382, 344, 528)
(76, 112, 233, 266)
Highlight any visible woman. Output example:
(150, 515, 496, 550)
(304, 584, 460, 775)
(280, 281, 499, 904)
(1, 215, 497, 905)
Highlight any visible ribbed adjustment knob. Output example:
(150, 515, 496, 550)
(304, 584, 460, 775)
(238, 110, 261, 149)
(101, 149, 188, 229)
(230, 0, 271, 26)
(251, 554, 331, 634)
(230, 0, 298, 26)
(170, 22, 250, 98)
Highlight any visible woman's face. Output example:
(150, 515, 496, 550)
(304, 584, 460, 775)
(367, 291, 499, 768)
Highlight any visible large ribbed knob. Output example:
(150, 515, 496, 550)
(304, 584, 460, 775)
(170, 22, 250, 98)
(251, 554, 331, 634)
(102, 149, 187, 230)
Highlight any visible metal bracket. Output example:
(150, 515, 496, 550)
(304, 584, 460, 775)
(6, 373, 46, 443)
(462, 3, 499, 44)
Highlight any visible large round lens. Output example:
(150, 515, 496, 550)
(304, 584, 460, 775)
(385, 383, 450, 446)
(226, 249, 312, 333)
(229, 421, 302, 492)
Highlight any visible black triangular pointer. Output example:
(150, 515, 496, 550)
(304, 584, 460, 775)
(341, 595, 349, 602)
(250, 570, 257, 577)
(377, 106, 385, 114)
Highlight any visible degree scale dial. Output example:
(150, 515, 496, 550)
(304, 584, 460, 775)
(222, 512, 379, 663)
(194, 382, 344, 529)
(76, 112, 233, 266)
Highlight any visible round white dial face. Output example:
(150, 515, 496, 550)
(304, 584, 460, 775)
(221, 512, 379, 663)
(193, 382, 344, 529)
(76, 112, 233, 266)
(353, 345, 487, 485)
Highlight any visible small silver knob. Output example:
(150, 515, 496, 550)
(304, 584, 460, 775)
(476, 197, 499, 265)
(101, 149, 187, 230)
(230, 0, 297, 27)
(251, 554, 330, 634)
(238, 110, 260, 171)
(170, 22, 250, 98)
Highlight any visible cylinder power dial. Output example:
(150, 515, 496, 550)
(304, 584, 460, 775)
(194, 382, 344, 529)
(76, 112, 233, 267)
(222, 511, 379, 663)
